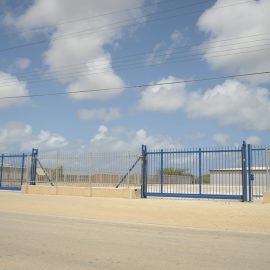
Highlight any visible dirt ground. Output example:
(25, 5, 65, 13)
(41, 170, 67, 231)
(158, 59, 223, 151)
(0, 191, 269, 233)
(1, 212, 270, 270)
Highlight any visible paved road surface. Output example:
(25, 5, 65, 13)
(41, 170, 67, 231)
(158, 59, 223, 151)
(0, 212, 269, 270)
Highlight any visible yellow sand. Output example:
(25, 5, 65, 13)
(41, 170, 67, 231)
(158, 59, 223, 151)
(0, 191, 269, 233)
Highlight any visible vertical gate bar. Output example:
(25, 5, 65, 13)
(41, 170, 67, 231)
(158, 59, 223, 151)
(20, 153, 25, 187)
(247, 144, 253, 202)
(128, 152, 130, 188)
(242, 141, 247, 202)
(141, 145, 147, 198)
(160, 149, 163, 194)
(199, 148, 202, 195)
(0, 154, 3, 187)
(30, 148, 38, 185)
(266, 146, 270, 192)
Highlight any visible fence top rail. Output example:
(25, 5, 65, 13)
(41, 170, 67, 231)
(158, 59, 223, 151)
(146, 148, 242, 154)
(37, 151, 141, 158)
(251, 146, 270, 151)
(0, 153, 31, 158)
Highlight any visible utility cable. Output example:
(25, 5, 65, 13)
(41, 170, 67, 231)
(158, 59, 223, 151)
(0, 71, 269, 100)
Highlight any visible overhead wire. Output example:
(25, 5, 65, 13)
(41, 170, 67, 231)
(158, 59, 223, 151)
(3, 32, 270, 82)
(1, 47, 270, 88)
(1, 31, 270, 83)
(0, 71, 269, 101)
(1, 0, 212, 37)
(0, 38, 270, 87)
(0, 0, 255, 54)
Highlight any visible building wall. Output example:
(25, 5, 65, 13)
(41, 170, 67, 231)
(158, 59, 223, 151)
(147, 175, 193, 185)
(210, 171, 270, 186)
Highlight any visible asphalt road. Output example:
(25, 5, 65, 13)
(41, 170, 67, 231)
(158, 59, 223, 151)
(0, 212, 269, 270)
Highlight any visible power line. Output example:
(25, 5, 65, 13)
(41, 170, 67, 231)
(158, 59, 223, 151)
(1, 32, 270, 83)
(1, 0, 211, 37)
(0, 0, 254, 54)
(3, 32, 270, 83)
(0, 1, 211, 52)
(1, 41, 270, 88)
(0, 71, 269, 100)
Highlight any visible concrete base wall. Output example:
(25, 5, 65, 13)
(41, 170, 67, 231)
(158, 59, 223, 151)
(21, 185, 141, 199)
(57, 186, 92, 197)
(263, 191, 270, 204)
(22, 185, 57, 195)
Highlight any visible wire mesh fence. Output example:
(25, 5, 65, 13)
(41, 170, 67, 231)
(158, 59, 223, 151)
(34, 151, 142, 188)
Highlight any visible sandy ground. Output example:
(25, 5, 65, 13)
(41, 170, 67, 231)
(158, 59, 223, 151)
(0, 191, 270, 233)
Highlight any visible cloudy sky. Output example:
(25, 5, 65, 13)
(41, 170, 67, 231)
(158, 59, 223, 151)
(0, 0, 269, 152)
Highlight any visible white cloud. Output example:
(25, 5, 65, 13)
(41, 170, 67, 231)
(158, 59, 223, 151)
(66, 55, 124, 100)
(245, 135, 261, 145)
(186, 80, 270, 131)
(0, 122, 68, 152)
(138, 76, 187, 112)
(90, 125, 182, 152)
(0, 72, 29, 108)
(146, 30, 184, 65)
(197, 0, 270, 83)
(14, 57, 31, 70)
(213, 133, 230, 146)
(79, 107, 122, 122)
(29, 130, 68, 150)
(138, 77, 270, 131)
(8, 0, 147, 100)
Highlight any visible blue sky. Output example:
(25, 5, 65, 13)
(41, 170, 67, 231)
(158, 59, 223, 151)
(0, 0, 269, 152)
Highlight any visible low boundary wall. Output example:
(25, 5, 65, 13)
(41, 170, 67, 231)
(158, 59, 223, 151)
(21, 185, 141, 199)
(263, 191, 270, 204)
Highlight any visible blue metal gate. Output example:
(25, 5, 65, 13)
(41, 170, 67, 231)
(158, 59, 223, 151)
(249, 145, 270, 199)
(0, 153, 29, 190)
(141, 142, 269, 201)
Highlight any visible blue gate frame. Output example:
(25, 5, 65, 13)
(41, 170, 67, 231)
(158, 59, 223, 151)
(0, 153, 28, 190)
(249, 145, 270, 199)
(141, 142, 256, 202)
(0, 148, 47, 190)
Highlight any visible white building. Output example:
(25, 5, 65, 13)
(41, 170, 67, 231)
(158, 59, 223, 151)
(209, 167, 270, 187)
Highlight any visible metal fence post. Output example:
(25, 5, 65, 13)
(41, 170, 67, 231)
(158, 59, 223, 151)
(160, 149, 164, 193)
(266, 147, 270, 192)
(30, 148, 38, 185)
(141, 145, 147, 198)
(242, 141, 248, 202)
(247, 144, 253, 202)
(128, 151, 130, 188)
(199, 148, 202, 195)
(20, 153, 25, 186)
(0, 154, 3, 187)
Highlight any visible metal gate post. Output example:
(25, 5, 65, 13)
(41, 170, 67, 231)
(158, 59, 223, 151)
(247, 144, 253, 202)
(241, 141, 248, 202)
(199, 148, 202, 195)
(160, 149, 164, 193)
(0, 154, 3, 187)
(141, 145, 147, 198)
(20, 153, 25, 186)
(30, 148, 38, 185)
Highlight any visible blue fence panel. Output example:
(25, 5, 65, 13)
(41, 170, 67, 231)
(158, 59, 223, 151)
(144, 145, 244, 200)
(0, 153, 30, 190)
(251, 145, 270, 198)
